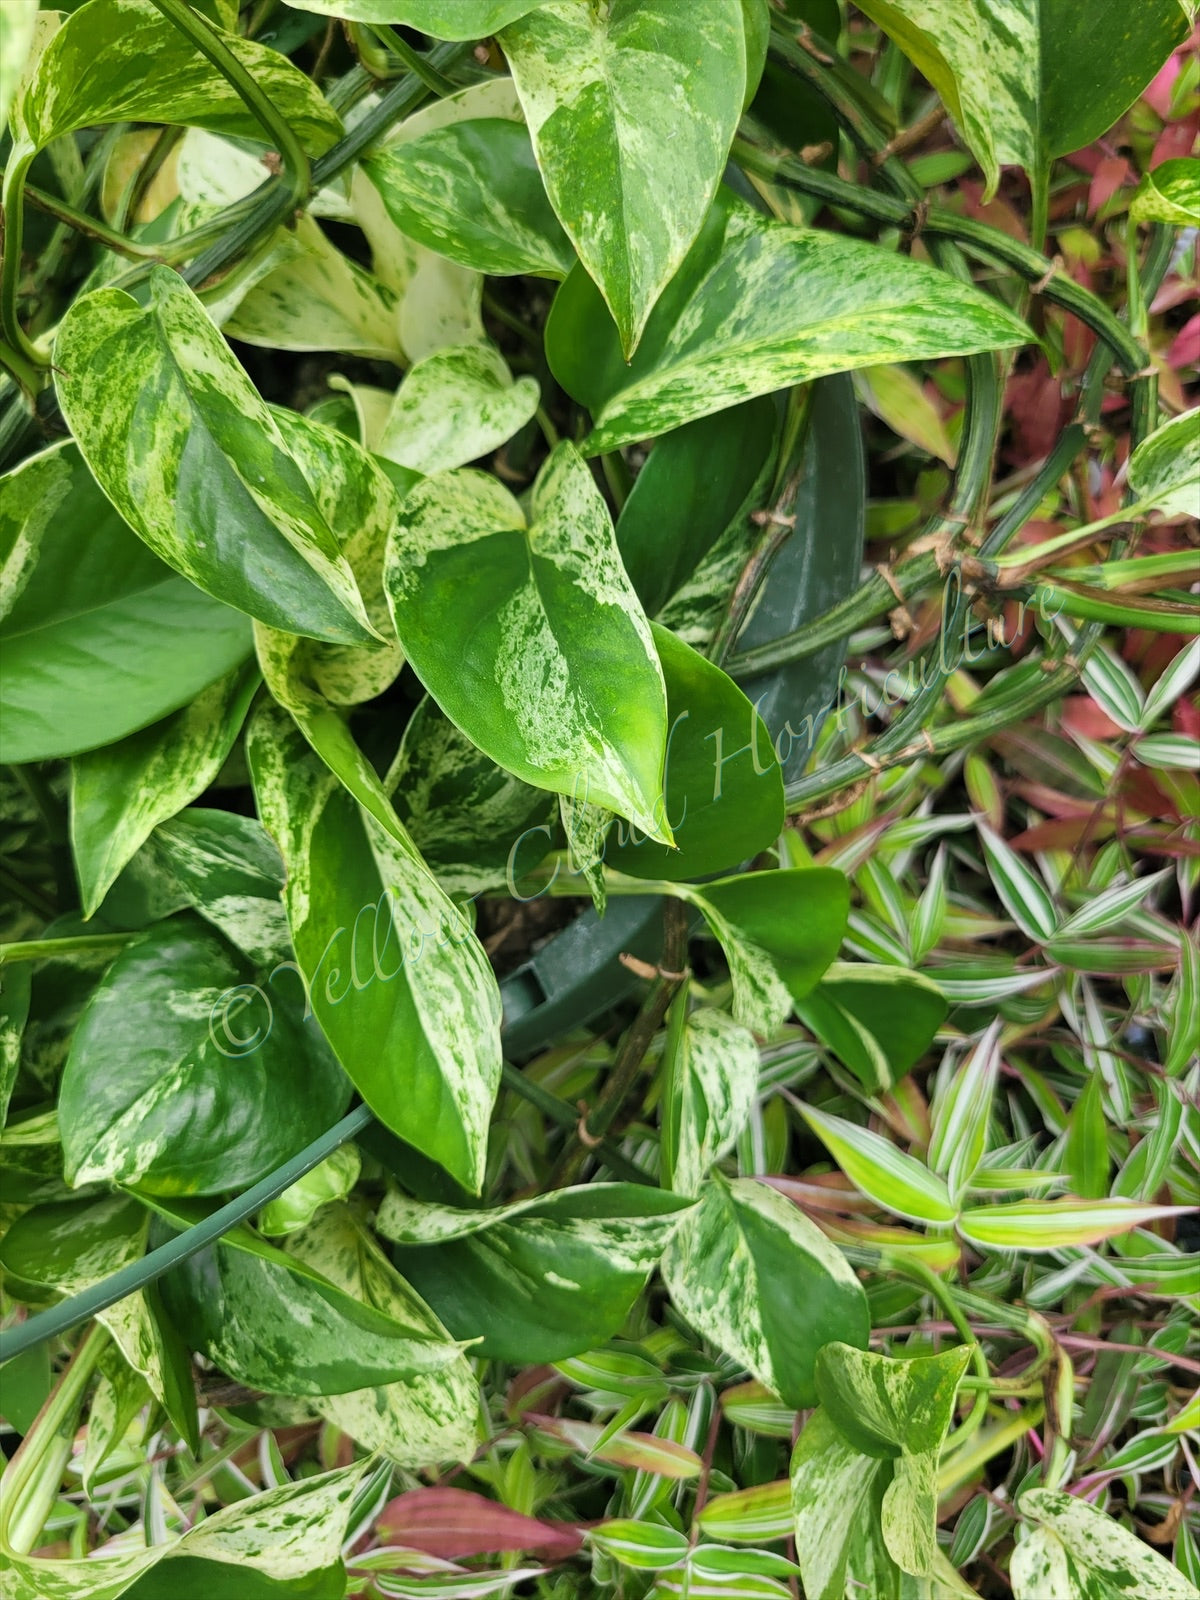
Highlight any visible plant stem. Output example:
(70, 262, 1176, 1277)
(0, 147, 47, 388)
(23, 184, 170, 260)
(0, 933, 134, 967)
(499, 1062, 654, 1185)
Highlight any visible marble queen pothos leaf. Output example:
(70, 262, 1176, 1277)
(54, 267, 378, 645)
(384, 442, 672, 841)
(247, 702, 503, 1193)
(660, 1006, 761, 1196)
(279, 0, 551, 40)
(547, 187, 1029, 454)
(1010, 1488, 1199, 1600)
(501, 0, 746, 357)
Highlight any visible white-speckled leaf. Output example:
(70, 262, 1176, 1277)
(0, 0, 37, 130)
(70, 661, 259, 918)
(258, 1145, 362, 1236)
(224, 216, 403, 360)
(547, 189, 1029, 454)
(279, 0, 551, 40)
(374, 342, 540, 474)
(1131, 158, 1200, 229)
(247, 701, 502, 1192)
(558, 790, 611, 916)
(662, 1007, 760, 1195)
(384, 442, 671, 840)
(54, 268, 378, 644)
(501, 0, 746, 355)
(11, 0, 341, 155)
(1011, 1489, 1199, 1600)
(1128, 407, 1200, 520)
(854, 0, 1188, 196)
(286, 1205, 480, 1467)
(790, 1409, 883, 1600)
(661, 1175, 869, 1409)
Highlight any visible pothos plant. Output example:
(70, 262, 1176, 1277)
(0, 0, 1197, 1597)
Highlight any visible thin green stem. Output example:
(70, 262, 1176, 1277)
(499, 1062, 653, 1185)
(0, 148, 47, 385)
(385, 29, 461, 96)
(0, 933, 134, 967)
(23, 184, 169, 260)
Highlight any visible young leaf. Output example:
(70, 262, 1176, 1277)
(378, 1183, 692, 1363)
(814, 1342, 972, 1461)
(958, 1198, 1193, 1251)
(793, 964, 948, 1093)
(790, 1409, 885, 1600)
(372, 342, 540, 475)
(70, 662, 259, 918)
(258, 1145, 362, 1236)
(1128, 406, 1200, 519)
(501, 0, 746, 356)
(661, 1174, 869, 1408)
(0, 442, 252, 764)
(547, 188, 1029, 454)
(1131, 157, 1200, 229)
(977, 825, 1059, 941)
(661, 1005, 760, 1195)
(383, 442, 672, 840)
(799, 1104, 957, 1225)
(363, 117, 574, 279)
(57, 915, 350, 1195)
(247, 703, 502, 1193)
(1011, 1488, 1199, 1600)
(54, 269, 380, 644)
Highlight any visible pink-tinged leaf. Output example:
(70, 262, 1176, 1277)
(528, 1414, 702, 1478)
(377, 1488, 583, 1560)
(958, 1199, 1194, 1251)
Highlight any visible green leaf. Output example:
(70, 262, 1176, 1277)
(958, 1197, 1191, 1251)
(70, 663, 259, 918)
(0, 963, 31, 1131)
(388, 694, 555, 898)
(794, 964, 948, 1093)
(247, 703, 502, 1192)
(285, 1205, 481, 1466)
(590, 1521, 691, 1571)
(57, 915, 349, 1195)
(698, 1481, 793, 1545)
(0, 0, 37, 130)
(661, 1173, 869, 1408)
(0, 442, 252, 764)
(1129, 407, 1200, 520)
(11, 0, 341, 156)
(546, 188, 1028, 454)
(679, 869, 849, 1036)
(790, 1410, 884, 1600)
(856, 364, 957, 465)
(1131, 157, 1200, 229)
(853, 0, 1189, 198)
(383, 442, 672, 840)
(379, 1182, 692, 1363)
(363, 117, 574, 279)
(501, 0, 746, 356)
(154, 1201, 464, 1396)
(977, 824, 1058, 940)
(54, 268, 379, 646)
(799, 1104, 957, 1224)
(927, 1021, 1001, 1198)
(661, 1005, 760, 1195)
(1011, 1488, 1199, 1600)
(258, 1145, 362, 1236)
(279, 0, 551, 41)
(371, 342, 540, 475)
(1064, 1069, 1110, 1199)
(814, 1342, 972, 1461)
(607, 624, 784, 881)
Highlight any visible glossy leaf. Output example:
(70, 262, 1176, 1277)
(661, 1006, 760, 1195)
(58, 915, 349, 1195)
(383, 442, 672, 839)
(372, 342, 540, 474)
(0, 442, 252, 764)
(501, 0, 746, 356)
(790, 1410, 884, 1600)
(70, 663, 259, 918)
(794, 964, 948, 1092)
(1011, 1488, 1198, 1600)
(363, 117, 573, 279)
(799, 1104, 957, 1224)
(1131, 157, 1200, 229)
(661, 1174, 869, 1408)
(279, 0, 551, 40)
(258, 1146, 362, 1236)
(1128, 407, 1200, 520)
(248, 703, 502, 1193)
(927, 1021, 1001, 1198)
(546, 188, 1028, 453)
(814, 1342, 972, 1461)
(11, 0, 341, 156)
(958, 1198, 1191, 1251)
(379, 1182, 693, 1363)
(854, 0, 1189, 196)
(977, 825, 1058, 940)
(0, 0, 36, 130)
(54, 268, 378, 645)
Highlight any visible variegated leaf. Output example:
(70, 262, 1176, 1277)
(814, 1342, 972, 1461)
(958, 1198, 1193, 1251)
(279, 0, 551, 40)
(247, 702, 502, 1192)
(1128, 406, 1200, 520)
(0, 0, 37, 130)
(799, 1104, 957, 1225)
(501, 0, 746, 356)
(54, 268, 378, 645)
(383, 442, 672, 840)
(790, 1410, 884, 1600)
(662, 1006, 760, 1195)
(1131, 157, 1200, 229)
(547, 188, 1029, 454)
(1011, 1488, 1199, 1600)
(373, 342, 540, 475)
(258, 1145, 362, 1236)
(661, 1174, 869, 1409)
(70, 661, 259, 918)
(927, 1020, 1002, 1196)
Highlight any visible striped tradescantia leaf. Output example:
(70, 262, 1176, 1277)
(384, 442, 672, 840)
(1056, 868, 1172, 939)
(10, 0, 342, 158)
(363, 118, 574, 279)
(0, 441, 252, 764)
(799, 1104, 957, 1225)
(70, 661, 259, 918)
(378, 1183, 693, 1363)
(958, 1198, 1194, 1251)
(977, 825, 1058, 941)
(54, 269, 379, 645)
(698, 1481, 793, 1545)
(662, 1174, 869, 1409)
(286, 1205, 481, 1467)
(372, 342, 541, 475)
(927, 1020, 1002, 1198)
(528, 1413, 702, 1477)
(1011, 1488, 1199, 1600)
(502, 0, 745, 357)
(547, 188, 1029, 454)
(661, 1005, 760, 1195)
(1128, 406, 1200, 519)
(279, 0, 551, 39)
(589, 1521, 691, 1571)
(247, 703, 502, 1193)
